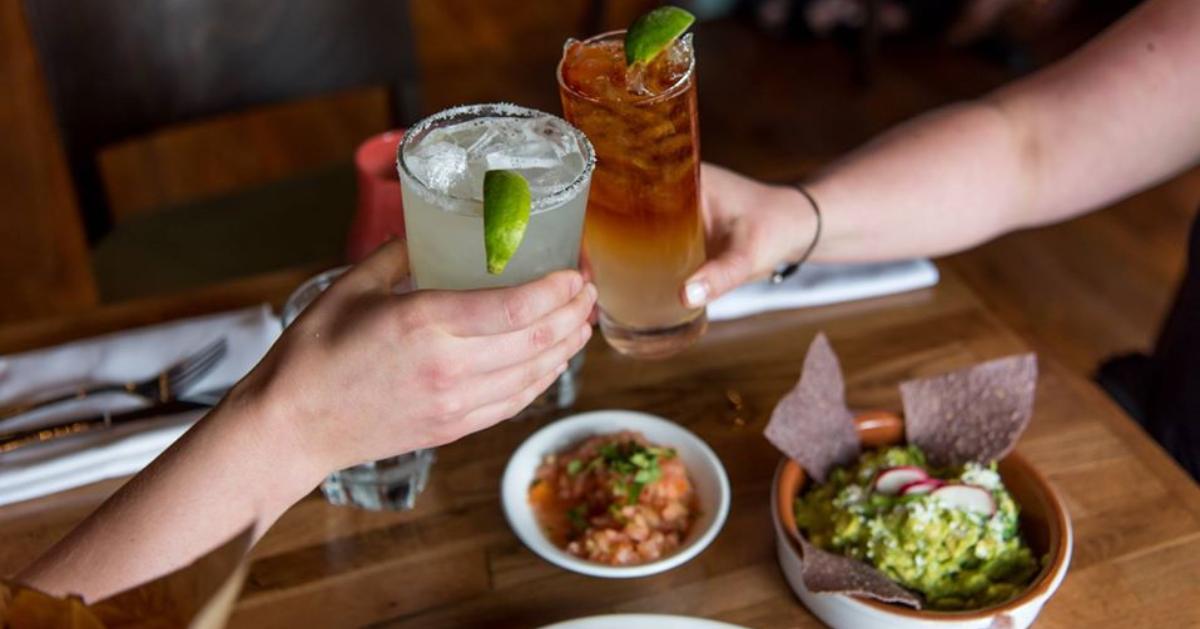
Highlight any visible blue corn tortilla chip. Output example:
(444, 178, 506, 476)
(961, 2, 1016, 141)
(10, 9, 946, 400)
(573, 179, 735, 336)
(768, 333, 918, 605)
(797, 536, 923, 608)
(901, 354, 1038, 467)
(764, 333, 859, 483)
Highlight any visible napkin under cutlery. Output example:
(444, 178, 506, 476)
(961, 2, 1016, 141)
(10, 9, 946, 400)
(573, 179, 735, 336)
(0, 305, 281, 506)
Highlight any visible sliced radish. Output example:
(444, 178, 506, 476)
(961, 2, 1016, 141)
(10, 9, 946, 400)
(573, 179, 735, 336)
(873, 466, 928, 495)
(932, 484, 996, 516)
(899, 479, 945, 496)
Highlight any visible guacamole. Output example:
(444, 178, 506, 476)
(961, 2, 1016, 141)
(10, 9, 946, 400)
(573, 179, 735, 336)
(794, 446, 1039, 610)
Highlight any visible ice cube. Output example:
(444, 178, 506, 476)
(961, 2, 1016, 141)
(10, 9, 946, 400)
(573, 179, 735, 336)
(526, 152, 585, 191)
(467, 118, 566, 172)
(668, 33, 693, 69)
(410, 113, 585, 203)
(624, 63, 650, 97)
(550, 132, 574, 158)
(412, 141, 468, 193)
(451, 165, 486, 201)
(464, 124, 503, 157)
(485, 153, 561, 171)
(529, 120, 575, 159)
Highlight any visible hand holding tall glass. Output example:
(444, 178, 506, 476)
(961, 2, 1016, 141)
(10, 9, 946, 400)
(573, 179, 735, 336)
(558, 29, 707, 359)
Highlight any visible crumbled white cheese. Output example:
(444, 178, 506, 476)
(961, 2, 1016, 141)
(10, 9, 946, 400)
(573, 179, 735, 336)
(907, 499, 936, 525)
(834, 485, 865, 509)
(960, 464, 1001, 491)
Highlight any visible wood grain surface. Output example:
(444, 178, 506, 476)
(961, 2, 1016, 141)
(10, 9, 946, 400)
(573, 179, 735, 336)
(22, 0, 420, 240)
(0, 268, 1196, 628)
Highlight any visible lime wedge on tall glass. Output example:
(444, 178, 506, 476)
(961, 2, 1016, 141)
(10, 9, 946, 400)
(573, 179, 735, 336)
(483, 169, 531, 275)
(625, 6, 696, 66)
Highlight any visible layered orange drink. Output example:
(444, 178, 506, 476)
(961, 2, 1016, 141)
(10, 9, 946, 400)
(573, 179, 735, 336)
(558, 31, 706, 359)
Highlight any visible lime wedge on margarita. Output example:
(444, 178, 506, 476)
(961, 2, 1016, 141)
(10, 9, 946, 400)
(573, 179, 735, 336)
(483, 169, 531, 275)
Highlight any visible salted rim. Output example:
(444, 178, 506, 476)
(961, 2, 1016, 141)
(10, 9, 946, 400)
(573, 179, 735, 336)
(556, 30, 696, 107)
(396, 102, 596, 217)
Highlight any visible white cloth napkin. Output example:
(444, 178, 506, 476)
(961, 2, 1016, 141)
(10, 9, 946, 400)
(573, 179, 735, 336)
(0, 305, 281, 506)
(707, 259, 939, 321)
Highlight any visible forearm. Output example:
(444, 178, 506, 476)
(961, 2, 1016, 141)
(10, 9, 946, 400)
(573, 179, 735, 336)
(16, 387, 324, 601)
(807, 100, 1028, 262)
(11, 239, 594, 602)
(806, 0, 1200, 263)
(686, 0, 1198, 302)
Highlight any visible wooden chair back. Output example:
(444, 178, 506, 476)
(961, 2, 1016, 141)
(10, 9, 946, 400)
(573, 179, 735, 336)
(22, 0, 421, 238)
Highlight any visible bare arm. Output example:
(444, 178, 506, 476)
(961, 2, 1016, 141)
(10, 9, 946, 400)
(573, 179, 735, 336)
(16, 394, 322, 600)
(686, 0, 1200, 302)
(17, 240, 595, 600)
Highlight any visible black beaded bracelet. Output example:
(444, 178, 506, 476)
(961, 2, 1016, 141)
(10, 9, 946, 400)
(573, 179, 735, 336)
(769, 184, 823, 284)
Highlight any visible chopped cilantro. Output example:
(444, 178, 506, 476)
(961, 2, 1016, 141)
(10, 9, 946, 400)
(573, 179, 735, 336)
(567, 504, 588, 532)
(633, 467, 661, 485)
(566, 459, 583, 475)
(590, 438, 671, 505)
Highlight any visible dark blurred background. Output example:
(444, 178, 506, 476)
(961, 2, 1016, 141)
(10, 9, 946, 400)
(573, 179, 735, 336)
(2, 0, 1194, 381)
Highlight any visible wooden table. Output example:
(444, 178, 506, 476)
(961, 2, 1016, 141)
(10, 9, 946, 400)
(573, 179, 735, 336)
(1, 268, 1198, 628)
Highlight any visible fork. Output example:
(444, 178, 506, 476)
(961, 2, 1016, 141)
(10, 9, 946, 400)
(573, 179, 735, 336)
(0, 338, 228, 425)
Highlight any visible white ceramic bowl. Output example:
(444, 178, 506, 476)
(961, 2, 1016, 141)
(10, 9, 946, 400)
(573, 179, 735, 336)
(501, 410, 731, 578)
(538, 614, 747, 629)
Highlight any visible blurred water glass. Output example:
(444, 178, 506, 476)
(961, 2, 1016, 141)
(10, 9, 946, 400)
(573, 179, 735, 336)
(320, 448, 436, 511)
(282, 266, 434, 511)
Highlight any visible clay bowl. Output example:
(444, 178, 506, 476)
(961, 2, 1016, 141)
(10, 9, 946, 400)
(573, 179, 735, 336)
(771, 411, 1072, 629)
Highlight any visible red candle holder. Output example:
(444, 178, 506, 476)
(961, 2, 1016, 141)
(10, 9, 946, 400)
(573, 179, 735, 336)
(346, 129, 407, 263)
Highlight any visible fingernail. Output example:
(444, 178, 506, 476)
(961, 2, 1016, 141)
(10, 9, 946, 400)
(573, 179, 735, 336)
(585, 283, 598, 301)
(570, 273, 584, 294)
(684, 280, 709, 308)
(580, 324, 593, 342)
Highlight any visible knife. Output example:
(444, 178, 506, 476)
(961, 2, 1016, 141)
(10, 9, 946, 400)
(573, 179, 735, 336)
(0, 390, 226, 454)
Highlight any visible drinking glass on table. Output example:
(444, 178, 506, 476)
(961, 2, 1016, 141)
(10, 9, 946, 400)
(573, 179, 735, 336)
(397, 103, 595, 410)
(557, 29, 707, 359)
